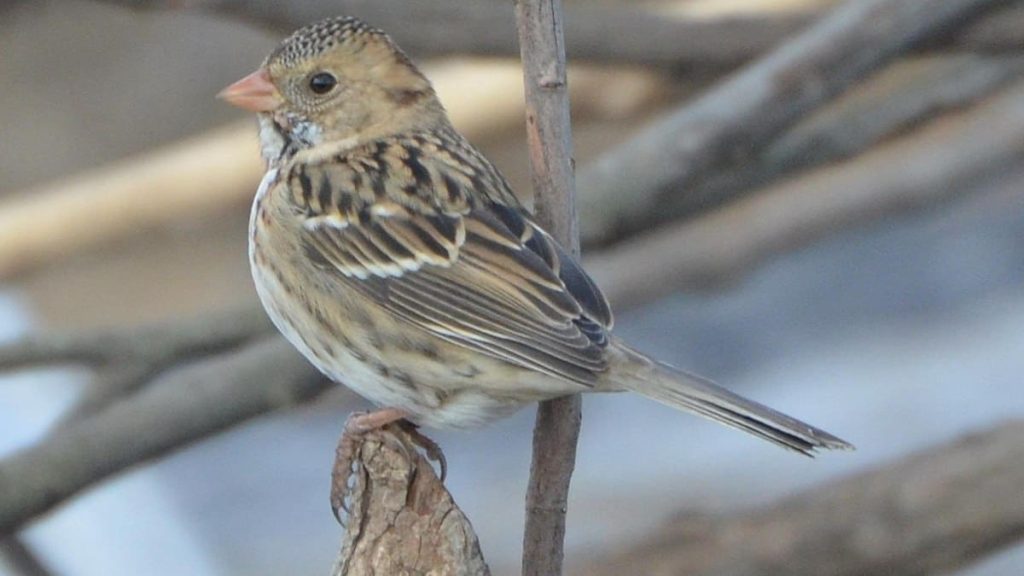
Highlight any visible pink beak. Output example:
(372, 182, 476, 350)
(217, 68, 282, 112)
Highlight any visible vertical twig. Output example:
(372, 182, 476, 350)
(514, 1, 580, 575)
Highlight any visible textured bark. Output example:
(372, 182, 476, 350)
(331, 425, 489, 576)
(580, 420, 1024, 576)
(514, 1, 582, 575)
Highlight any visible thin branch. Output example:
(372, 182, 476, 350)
(580, 420, 1024, 576)
(331, 424, 490, 576)
(105, 0, 1024, 68)
(588, 80, 1024, 308)
(514, 1, 581, 575)
(0, 337, 329, 536)
(577, 0, 1011, 245)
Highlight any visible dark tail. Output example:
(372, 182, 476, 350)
(609, 341, 853, 455)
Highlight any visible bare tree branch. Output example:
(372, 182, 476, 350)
(0, 307, 273, 423)
(103, 0, 803, 68)
(947, 2, 1024, 52)
(0, 337, 329, 537)
(514, 1, 581, 574)
(104, 0, 1024, 68)
(580, 420, 1024, 576)
(577, 0, 1011, 245)
(667, 54, 1024, 223)
(0, 307, 269, 372)
(588, 80, 1024, 308)
(331, 424, 490, 576)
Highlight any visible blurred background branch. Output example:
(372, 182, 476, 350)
(589, 79, 1024, 305)
(581, 420, 1024, 576)
(648, 54, 1024, 227)
(578, 0, 1010, 244)
(0, 337, 328, 536)
(103, 0, 1024, 68)
(0, 307, 272, 422)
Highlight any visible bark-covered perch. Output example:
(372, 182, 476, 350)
(332, 424, 489, 576)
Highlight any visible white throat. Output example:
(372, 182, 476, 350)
(257, 114, 361, 167)
(257, 115, 287, 165)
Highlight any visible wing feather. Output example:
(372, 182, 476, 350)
(294, 131, 613, 386)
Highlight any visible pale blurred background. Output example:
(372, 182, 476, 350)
(2, 1, 1023, 575)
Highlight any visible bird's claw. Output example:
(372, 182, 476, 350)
(330, 425, 364, 525)
(397, 420, 448, 482)
(328, 410, 448, 524)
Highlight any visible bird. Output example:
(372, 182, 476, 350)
(219, 15, 852, 513)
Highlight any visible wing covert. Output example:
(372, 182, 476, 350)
(294, 132, 613, 386)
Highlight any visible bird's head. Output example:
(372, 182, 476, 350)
(219, 16, 446, 161)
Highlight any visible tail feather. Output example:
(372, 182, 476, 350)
(609, 342, 853, 455)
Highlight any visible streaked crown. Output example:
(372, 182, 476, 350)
(269, 16, 386, 67)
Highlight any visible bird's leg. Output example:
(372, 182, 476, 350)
(330, 407, 408, 523)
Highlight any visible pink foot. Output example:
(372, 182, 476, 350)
(330, 408, 408, 523)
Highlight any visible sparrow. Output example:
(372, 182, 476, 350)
(219, 16, 852, 512)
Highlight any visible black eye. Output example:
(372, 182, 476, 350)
(308, 72, 337, 95)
